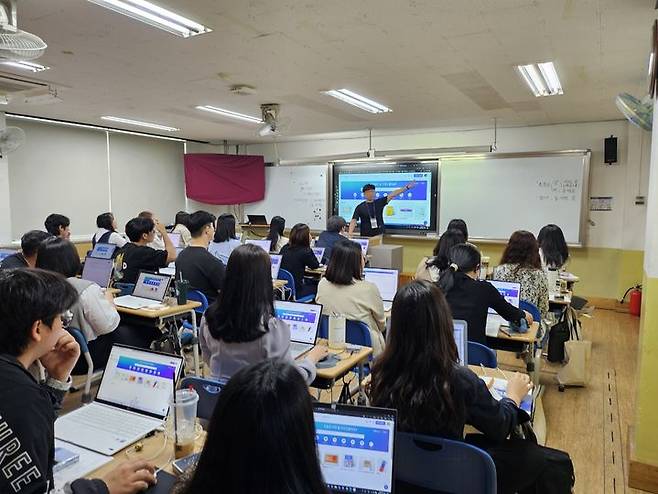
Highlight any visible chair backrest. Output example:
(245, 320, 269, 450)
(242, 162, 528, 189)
(179, 376, 224, 422)
(467, 341, 498, 368)
(319, 314, 329, 339)
(115, 282, 135, 297)
(520, 299, 541, 324)
(277, 269, 296, 299)
(395, 432, 497, 494)
(67, 327, 89, 354)
(186, 289, 209, 315)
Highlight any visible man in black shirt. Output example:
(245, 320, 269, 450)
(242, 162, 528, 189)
(44, 213, 71, 240)
(348, 181, 416, 237)
(175, 211, 225, 304)
(119, 216, 177, 284)
(0, 230, 51, 271)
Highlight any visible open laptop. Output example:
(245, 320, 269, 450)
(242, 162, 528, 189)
(312, 247, 325, 264)
(247, 214, 268, 225)
(274, 300, 322, 359)
(364, 268, 398, 311)
(270, 254, 282, 279)
(485, 280, 522, 337)
(90, 242, 117, 259)
(81, 257, 114, 288)
(114, 271, 172, 309)
(55, 345, 184, 455)
(167, 233, 182, 248)
(313, 403, 396, 494)
(245, 239, 272, 252)
(352, 238, 369, 256)
(453, 320, 468, 366)
(0, 249, 17, 262)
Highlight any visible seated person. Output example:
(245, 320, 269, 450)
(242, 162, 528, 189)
(119, 216, 176, 284)
(0, 268, 157, 494)
(414, 228, 465, 282)
(538, 224, 570, 271)
(494, 230, 550, 319)
(138, 210, 166, 250)
(315, 215, 348, 264)
(92, 212, 127, 248)
(208, 213, 242, 265)
(316, 239, 386, 356)
(280, 223, 320, 299)
(0, 230, 51, 270)
(175, 211, 225, 304)
(437, 243, 532, 344)
(447, 218, 469, 241)
(171, 210, 192, 247)
(44, 213, 71, 240)
(370, 280, 573, 494)
(173, 360, 329, 494)
(199, 244, 326, 384)
(265, 216, 288, 253)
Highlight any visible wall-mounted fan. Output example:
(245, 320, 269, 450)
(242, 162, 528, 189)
(256, 103, 290, 137)
(0, 0, 47, 61)
(0, 126, 25, 156)
(616, 93, 652, 131)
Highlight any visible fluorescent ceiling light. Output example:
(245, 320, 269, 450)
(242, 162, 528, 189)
(323, 89, 392, 113)
(195, 105, 262, 123)
(87, 0, 211, 38)
(100, 116, 179, 131)
(1, 60, 50, 72)
(517, 62, 563, 97)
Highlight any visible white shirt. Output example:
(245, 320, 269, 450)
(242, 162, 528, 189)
(93, 228, 127, 248)
(68, 278, 120, 342)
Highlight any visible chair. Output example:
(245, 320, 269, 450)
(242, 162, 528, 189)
(181, 290, 209, 345)
(520, 300, 541, 325)
(114, 282, 135, 297)
(277, 268, 315, 303)
(395, 432, 497, 494)
(179, 376, 224, 424)
(66, 328, 95, 404)
(468, 341, 498, 368)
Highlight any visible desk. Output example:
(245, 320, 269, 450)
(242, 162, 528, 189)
(310, 339, 372, 403)
(487, 322, 541, 385)
(305, 266, 326, 276)
(238, 223, 270, 238)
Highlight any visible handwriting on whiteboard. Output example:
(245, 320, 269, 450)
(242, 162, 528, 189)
(537, 179, 579, 202)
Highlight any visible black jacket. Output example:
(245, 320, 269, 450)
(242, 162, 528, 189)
(280, 245, 319, 297)
(315, 231, 344, 264)
(0, 354, 108, 493)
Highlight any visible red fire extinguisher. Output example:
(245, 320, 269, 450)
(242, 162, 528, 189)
(622, 285, 642, 317)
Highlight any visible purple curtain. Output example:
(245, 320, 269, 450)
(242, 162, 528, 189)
(184, 153, 265, 205)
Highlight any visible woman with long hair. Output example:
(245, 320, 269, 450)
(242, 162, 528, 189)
(414, 228, 466, 282)
(208, 213, 241, 264)
(266, 216, 288, 253)
(537, 224, 569, 270)
(93, 212, 127, 248)
(280, 223, 320, 298)
(171, 210, 192, 247)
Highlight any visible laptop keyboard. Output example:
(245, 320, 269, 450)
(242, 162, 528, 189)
(291, 342, 311, 358)
(66, 404, 159, 438)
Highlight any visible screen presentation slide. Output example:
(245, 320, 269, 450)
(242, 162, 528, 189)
(337, 171, 432, 229)
(274, 302, 321, 344)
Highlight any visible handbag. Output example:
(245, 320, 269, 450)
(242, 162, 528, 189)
(547, 308, 573, 363)
(557, 316, 591, 387)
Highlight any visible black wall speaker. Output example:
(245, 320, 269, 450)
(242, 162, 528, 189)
(604, 135, 618, 165)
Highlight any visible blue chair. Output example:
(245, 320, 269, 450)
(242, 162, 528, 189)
(395, 432, 497, 494)
(66, 328, 94, 404)
(318, 315, 372, 348)
(468, 341, 498, 368)
(277, 268, 315, 303)
(520, 300, 541, 325)
(179, 376, 224, 425)
(114, 282, 135, 297)
(181, 290, 209, 345)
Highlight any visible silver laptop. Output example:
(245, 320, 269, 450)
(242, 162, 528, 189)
(81, 257, 114, 288)
(90, 242, 117, 259)
(114, 271, 172, 309)
(270, 254, 282, 279)
(55, 345, 184, 455)
(352, 238, 369, 256)
(274, 300, 322, 359)
(453, 319, 468, 366)
(245, 239, 272, 252)
(311, 247, 325, 264)
(364, 268, 398, 311)
(486, 280, 521, 337)
(167, 232, 182, 248)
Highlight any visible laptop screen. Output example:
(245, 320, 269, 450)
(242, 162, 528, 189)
(82, 257, 114, 288)
(167, 233, 182, 248)
(90, 243, 117, 259)
(96, 345, 184, 418)
(453, 320, 468, 366)
(363, 268, 399, 302)
(313, 404, 396, 494)
(352, 238, 369, 256)
(487, 280, 521, 315)
(270, 254, 282, 279)
(312, 247, 325, 264)
(247, 214, 268, 225)
(0, 249, 17, 262)
(245, 239, 271, 252)
(132, 272, 171, 301)
(274, 300, 322, 345)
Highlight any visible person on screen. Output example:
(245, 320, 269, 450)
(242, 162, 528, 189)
(348, 181, 416, 238)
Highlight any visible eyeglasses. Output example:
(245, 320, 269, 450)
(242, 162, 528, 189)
(60, 310, 73, 328)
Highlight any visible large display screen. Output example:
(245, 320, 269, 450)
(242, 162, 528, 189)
(333, 162, 438, 232)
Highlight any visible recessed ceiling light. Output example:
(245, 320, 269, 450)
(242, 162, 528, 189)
(195, 105, 262, 123)
(1, 60, 50, 72)
(100, 116, 179, 131)
(87, 0, 212, 38)
(322, 89, 392, 113)
(516, 61, 563, 97)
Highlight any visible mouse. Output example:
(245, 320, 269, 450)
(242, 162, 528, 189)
(319, 354, 330, 362)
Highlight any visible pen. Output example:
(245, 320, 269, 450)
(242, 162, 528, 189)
(496, 367, 509, 380)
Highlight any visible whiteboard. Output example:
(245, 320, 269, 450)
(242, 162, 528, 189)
(439, 153, 589, 244)
(243, 164, 328, 230)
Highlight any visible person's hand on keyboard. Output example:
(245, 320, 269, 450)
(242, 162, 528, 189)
(102, 460, 157, 494)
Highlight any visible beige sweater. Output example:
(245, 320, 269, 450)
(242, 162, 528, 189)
(316, 277, 386, 356)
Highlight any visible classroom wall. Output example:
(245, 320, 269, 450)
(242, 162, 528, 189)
(0, 113, 11, 244)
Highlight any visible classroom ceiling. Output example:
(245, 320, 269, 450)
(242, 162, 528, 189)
(1, 0, 654, 143)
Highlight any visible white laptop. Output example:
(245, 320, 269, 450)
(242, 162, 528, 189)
(114, 271, 172, 309)
(270, 254, 282, 279)
(363, 268, 398, 311)
(167, 232, 182, 248)
(312, 247, 325, 265)
(81, 257, 114, 288)
(274, 300, 322, 359)
(485, 280, 521, 337)
(453, 319, 468, 366)
(352, 238, 369, 256)
(313, 403, 397, 494)
(90, 242, 117, 259)
(245, 239, 272, 252)
(55, 345, 184, 455)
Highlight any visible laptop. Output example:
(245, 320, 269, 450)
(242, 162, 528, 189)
(0, 249, 17, 262)
(245, 239, 272, 252)
(485, 280, 521, 337)
(352, 238, 369, 256)
(81, 257, 114, 288)
(313, 403, 397, 494)
(364, 268, 398, 311)
(247, 214, 268, 225)
(89, 242, 117, 259)
(453, 320, 468, 366)
(167, 233, 182, 248)
(274, 300, 322, 359)
(270, 254, 282, 279)
(55, 345, 184, 455)
(312, 247, 325, 264)
(114, 271, 172, 309)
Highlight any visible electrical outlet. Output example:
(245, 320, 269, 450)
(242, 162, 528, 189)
(635, 196, 646, 205)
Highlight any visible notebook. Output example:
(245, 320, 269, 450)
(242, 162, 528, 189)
(363, 268, 398, 311)
(114, 271, 172, 309)
(274, 300, 322, 359)
(81, 257, 114, 288)
(485, 280, 521, 337)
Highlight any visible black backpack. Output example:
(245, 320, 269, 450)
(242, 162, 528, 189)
(547, 307, 580, 363)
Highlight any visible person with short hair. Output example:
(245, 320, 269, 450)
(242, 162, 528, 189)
(137, 210, 166, 250)
(0, 230, 51, 270)
(315, 215, 348, 264)
(348, 181, 416, 237)
(171, 211, 192, 248)
(208, 213, 241, 265)
(175, 211, 225, 304)
(119, 216, 176, 284)
(44, 213, 71, 240)
(280, 223, 320, 299)
(92, 212, 127, 248)
(315, 238, 386, 355)
(0, 268, 157, 494)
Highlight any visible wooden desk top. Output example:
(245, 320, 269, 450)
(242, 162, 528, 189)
(273, 279, 288, 289)
(305, 266, 327, 276)
(116, 301, 201, 319)
(491, 321, 540, 344)
(311, 339, 372, 381)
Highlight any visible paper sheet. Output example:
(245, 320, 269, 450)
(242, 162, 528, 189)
(479, 377, 533, 414)
(53, 440, 113, 490)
